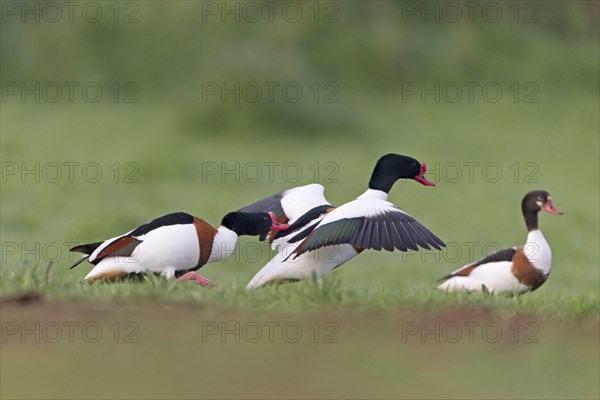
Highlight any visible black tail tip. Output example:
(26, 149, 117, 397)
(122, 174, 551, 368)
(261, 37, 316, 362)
(69, 256, 89, 269)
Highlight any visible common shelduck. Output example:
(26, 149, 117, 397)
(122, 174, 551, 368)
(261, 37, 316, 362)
(243, 154, 446, 288)
(437, 190, 563, 294)
(70, 211, 289, 285)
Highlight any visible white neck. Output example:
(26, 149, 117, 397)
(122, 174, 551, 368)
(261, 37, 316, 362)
(357, 189, 388, 200)
(524, 229, 552, 274)
(207, 226, 239, 263)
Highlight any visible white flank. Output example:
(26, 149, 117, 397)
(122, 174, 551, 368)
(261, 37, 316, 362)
(437, 261, 529, 294)
(246, 243, 358, 289)
(85, 224, 200, 281)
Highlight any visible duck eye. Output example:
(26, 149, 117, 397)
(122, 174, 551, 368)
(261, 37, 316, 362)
(537, 195, 544, 201)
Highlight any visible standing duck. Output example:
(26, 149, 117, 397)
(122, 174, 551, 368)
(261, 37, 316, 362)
(70, 211, 289, 285)
(243, 154, 445, 288)
(437, 190, 563, 294)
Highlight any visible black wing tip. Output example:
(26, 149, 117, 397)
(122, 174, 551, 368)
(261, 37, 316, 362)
(70, 245, 87, 253)
(283, 251, 299, 262)
(69, 256, 89, 269)
(413, 221, 446, 250)
(425, 241, 443, 251)
(291, 247, 309, 259)
(70, 241, 104, 254)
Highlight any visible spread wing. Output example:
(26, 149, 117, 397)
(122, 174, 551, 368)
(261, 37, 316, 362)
(291, 199, 445, 258)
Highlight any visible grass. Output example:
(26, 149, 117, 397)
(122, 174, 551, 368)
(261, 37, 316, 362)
(2, 260, 598, 320)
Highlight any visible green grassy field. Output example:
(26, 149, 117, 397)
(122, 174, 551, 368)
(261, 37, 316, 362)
(1, 1, 599, 399)
(2, 97, 598, 316)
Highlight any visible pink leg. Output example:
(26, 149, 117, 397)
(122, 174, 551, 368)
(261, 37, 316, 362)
(176, 271, 214, 287)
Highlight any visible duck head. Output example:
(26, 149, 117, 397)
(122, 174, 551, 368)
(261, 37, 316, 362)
(522, 190, 563, 216)
(221, 212, 289, 236)
(368, 153, 435, 193)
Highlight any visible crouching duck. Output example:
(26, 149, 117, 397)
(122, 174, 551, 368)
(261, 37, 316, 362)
(243, 154, 446, 288)
(437, 190, 563, 294)
(70, 211, 289, 285)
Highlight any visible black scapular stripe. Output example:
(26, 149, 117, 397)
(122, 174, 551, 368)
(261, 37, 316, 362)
(437, 247, 517, 282)
(287, 221, 321, 243)
(471, 247, 517, 267)
(130, 212, 194, 236)
(273, 204, 332, 242)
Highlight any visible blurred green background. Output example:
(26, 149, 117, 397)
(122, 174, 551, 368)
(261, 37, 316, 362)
(1, 1, 599, 399)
